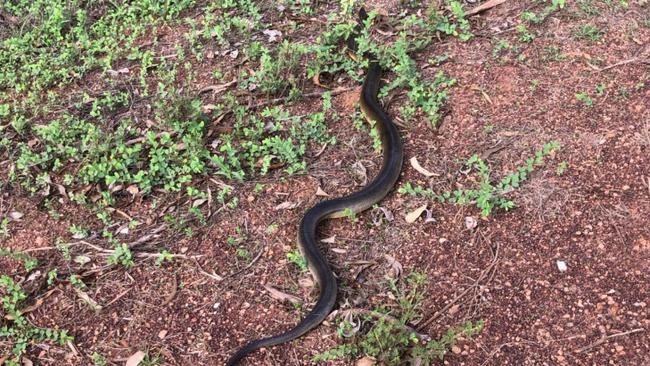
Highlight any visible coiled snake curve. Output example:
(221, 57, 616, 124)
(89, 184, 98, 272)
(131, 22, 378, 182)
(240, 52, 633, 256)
(226, 8, 403, 365)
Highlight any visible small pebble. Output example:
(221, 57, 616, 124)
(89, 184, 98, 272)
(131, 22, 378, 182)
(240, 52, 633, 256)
(556, 260, 568, 272)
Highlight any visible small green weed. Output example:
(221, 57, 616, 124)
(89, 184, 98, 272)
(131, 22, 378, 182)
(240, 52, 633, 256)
(315, 272, 483, 364)
(575, 91, 594, 107)
(0, 248, 38, 272)
(287, 250, 308, 271)
(573, 24, 603, 41)
(1, 275, 74, 365)
(342, 208, 358, 223)
(0, 218, 10, 239)
(91, 352, 108, 366)
(399, 141, 561, 217)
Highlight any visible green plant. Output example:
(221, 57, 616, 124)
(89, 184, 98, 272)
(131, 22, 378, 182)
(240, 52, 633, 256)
(107, 242, 135, 268)
(573, 24, 603, 41)
(0, 217, 9, 239)
(575, 91, 594, 107)
(556, 161, 568, 176)
(315, 272, 483, 364)
(492, 40, 512, 58)
(399, 141, 562, 217)
(0, 248, 38, 272)
(155, 250, 175, 266)
(287, 250, 308, 271)
(342, 208, 358, 223)
(69, 224, 89, 239)
(517, 24, 535, 42)
(47, 269, 58, 286)
(69, 275, 86, 289)
(1, 275, 74, 365)
(91, 352, 108, 366)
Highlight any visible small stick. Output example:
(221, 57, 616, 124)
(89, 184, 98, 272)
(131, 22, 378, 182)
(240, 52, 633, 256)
(575, 328, 644, 353)
(222, 248, 265, 280)
(417, 240, 499, 330)
(467, 0, 508, 16)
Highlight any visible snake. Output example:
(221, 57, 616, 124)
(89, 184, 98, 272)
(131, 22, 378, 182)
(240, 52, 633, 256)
(226, 8, 403, 365)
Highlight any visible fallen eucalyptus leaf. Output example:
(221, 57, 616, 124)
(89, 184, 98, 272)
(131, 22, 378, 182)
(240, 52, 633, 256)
(74, 287, 103, 312)
(384, 254, 403, 279)
(352, 161, 368, 185)
(321, 236, 336, 244)
(465, 216, 478, 230)
(74, 255, 91, 265)
(262, 29, 282, 42)
(405, 204, 427, 223)
(356, 356, 377, 366)
(274, 201, 298, 211)
(192, 198, 208, 208)
(263, 284, 301, 304)
(125, 351, 146, 366)
(410, 157, 437, 177)
(8, 211, 23, 221)
(316, 186, 329, 197)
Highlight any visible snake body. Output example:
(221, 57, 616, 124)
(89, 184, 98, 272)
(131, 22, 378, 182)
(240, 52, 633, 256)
(226, 9, 403, 365)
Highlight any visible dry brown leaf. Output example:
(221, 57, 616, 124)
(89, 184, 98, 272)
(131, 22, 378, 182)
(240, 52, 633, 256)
(384, 254, 403, 279)
(405, 204, 427, 223)
(8, 211, 23, 221)
(74, 287, 103, 312)
(298, 277, 314, 289)
(125, 351, 146, 366)
(158, 330, 168, 339)
(316, 186, 329, 197)
(410, 157, 437, 177)
(321, 236, 336, 244)
(274, 201, 298, 210)
(466, 0, 507, 16)
(126, 185, 139, 196)
(352, 161, 368, 185)
(465, 216, 478, 230)
(356, 356, 377, 366)
(263, 284, 301, 304)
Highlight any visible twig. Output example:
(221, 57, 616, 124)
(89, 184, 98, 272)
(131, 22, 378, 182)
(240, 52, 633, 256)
(599, 45, 649, 72)
(198, 79, 238, 95)
(598, 58, 645, 72)
(103, 287, 133, 308)
(575, 328, 645, 353)
(127, 224, 166, 249)
(467, 0, 508, 16)
(416, 240, 499, 330)
(193, 258, 225, 282)
(222, 248, 265, 280)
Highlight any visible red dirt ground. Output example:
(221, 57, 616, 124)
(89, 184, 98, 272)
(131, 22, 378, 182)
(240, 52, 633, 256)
(1, 1, 649, 365)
